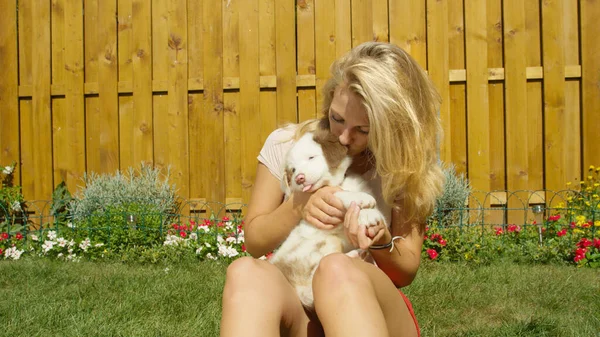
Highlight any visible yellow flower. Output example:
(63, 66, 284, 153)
(591, 165, 596, 170)
(593, 194, 599, 199)
(475, 244, 481, 249)
(464, 253, 471, 260)
(576, 215, 587, 226)
(595, 221, 600, 227)
(567, 196, 573, 202)
(585, 201, 591, 206)
(573, 229, 584, 234)
(588, 175, 593, 180)
(580, 181, 585, 185)
(594, 183, 599, 188)
(566, 181, 572, 186)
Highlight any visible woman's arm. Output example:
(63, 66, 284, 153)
(367, 207, 424, 288)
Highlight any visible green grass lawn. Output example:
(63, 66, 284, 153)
(1, 259, 598, 337)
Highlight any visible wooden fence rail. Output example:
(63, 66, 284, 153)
(1, 0, 599, 209)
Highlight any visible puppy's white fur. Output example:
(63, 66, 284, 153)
(270, 131, 386, 309)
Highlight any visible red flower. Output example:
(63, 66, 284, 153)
(203, 219, 211, 226)
(507, 224, 521, 233)
(15, 233, 23, 240)
(430, 233, 442, 241)
(222, 216, 230, 222)
(593, 238, 600, 250)
(0, 248, 3, 255)
(577, 238, 592, 248)
(265, 252, 273, 260)
(494, 227, 503, 236)
(241, 244, 246, 252)
(237, 225, 243, 234)
(556, 229, 567, 237)
(575, 247, 587, 256)
(574, 254, 585, 263)
(582, 221, 592, 228)
(179, 231, 187, 238)
(548, 215, 561, 222)
(427, 249, 438, 260)
(570, 222, 576, 229)
(439, 239, 447, 247)
(172, 224, 180, 230)
(1, 233, 8, 240)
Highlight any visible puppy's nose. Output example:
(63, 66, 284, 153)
(295, 174, 305, 185)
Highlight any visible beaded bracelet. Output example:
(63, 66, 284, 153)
(368, 236, 405, 252)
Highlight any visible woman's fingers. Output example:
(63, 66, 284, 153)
(344, 203, 360, 248)
(357, 224, 371, 250)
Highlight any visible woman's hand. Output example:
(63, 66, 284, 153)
(343, 202, 389, 250)
(297, 186, 345, 230)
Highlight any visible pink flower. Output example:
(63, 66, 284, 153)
(179, 231, 187, 238)
(556, 229, 567, 237)
(222, 216, 230, 222)
(427, 249, 438, 260)
(438, 239, 447, 247)
(494, 227, 503, 236)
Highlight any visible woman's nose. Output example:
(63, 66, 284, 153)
(338, 128, 352, 146)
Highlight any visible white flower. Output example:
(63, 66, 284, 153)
(189, 233, 198, 240)
(11, 201, 22, 212)
(164, 267, 170, 273)
(195, 247, 203, 255)
(2, 166, 13, 175)
(68, 239, 75, 247)
(163, 234, 183, 246)
(225, 222, 233, 230)
(206, 253, 217, 260)
(94, 243, 104, 248)
(5, 246, 24, 260)
(79, 238, 91, 251)
(217, 235, 224, 244)
(30, 234, 39, 241)
(46, 230, 57, 240)
(204, 242, 212, 248)
(57, 237, 68, 248)
(67, 222, 75, 228)
(199, 225, 210, 233)
(218, 243, 239, 258)
(42, 240, 55, 253)
(57, 253, 64, 258)
(226, 236, 244, 244)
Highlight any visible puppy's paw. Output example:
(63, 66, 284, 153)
(357, 208, 385, 228)
(335, 191, 377, 209)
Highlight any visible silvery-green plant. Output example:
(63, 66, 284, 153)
(68, 164, 179, 225)
(428, 164, 471, 227)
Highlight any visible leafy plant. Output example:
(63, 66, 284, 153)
(0, 162, 27, 234)
(428, 164, 471, 227)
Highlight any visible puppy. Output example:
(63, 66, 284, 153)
(269, 128, 386, 309)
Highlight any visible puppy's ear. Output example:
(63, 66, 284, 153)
(313, 130, 348, 170)
(280, 166, 293, 195)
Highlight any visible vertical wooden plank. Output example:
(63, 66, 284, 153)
(525, 0, 543, 189)
(223, 0, 241, 202)
(465, 1, 491, 192)
(259, 0, 277, 146)
(31, 0, 53, 200)
(18, 0, 34, 198)
(372, 0, 388, 42)
(275, 0, 297, 124)
(426, 0, 451, 165)
(580, 0, 599, 174)
(152, 0, 169, 174)
(315, 0, 336, 114)
(118, 0, 134, 170)
(188, 0, 204, 201)
(84, 0, 100, 175)
(487, 0, 505, 190)
(389, 0, 427, 68)
(96, 0, 120, 174)
(0, 1, 20, 177)
(63, 0, 86, 192)
(132, 0, 153, 166)
(448, 0, 467, 175)
(166, 0, 190, 199)
(297, 0, 317, 122)
(239, 0, 262, 203)
(202, 0, 225, 203)
(563, 0, 580, 184)
(351, 0, 373, 47)
(503, 0, 528, 223)
(541, 0, 566, 192)
(335, 0, 352, 57)
(51, 0, 68, 186)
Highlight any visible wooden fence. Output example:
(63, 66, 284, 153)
(0, 0, 599, 211)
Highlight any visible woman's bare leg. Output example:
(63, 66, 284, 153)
(220, 257, 324, 337)
(312, 253, 418, 337)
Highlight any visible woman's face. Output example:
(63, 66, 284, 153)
(328, 85, 370, 156)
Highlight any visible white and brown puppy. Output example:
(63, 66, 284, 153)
(270, 128, 386, 309)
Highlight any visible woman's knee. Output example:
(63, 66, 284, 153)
(313, 253, 370, 290)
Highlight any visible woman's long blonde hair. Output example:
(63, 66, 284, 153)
(299, 42, 445, 225)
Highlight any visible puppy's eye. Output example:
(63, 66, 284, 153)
(292, 168, 295, 173)
(308, 156, 315, 160)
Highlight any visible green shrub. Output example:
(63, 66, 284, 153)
(428, 164, 471, 227)
(0, 162, 27, 234)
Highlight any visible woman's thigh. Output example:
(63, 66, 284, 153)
(221, 257, 324, 337)
(350, 259, 418, 337)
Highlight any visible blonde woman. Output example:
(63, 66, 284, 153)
(220, 42, 444, 337)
